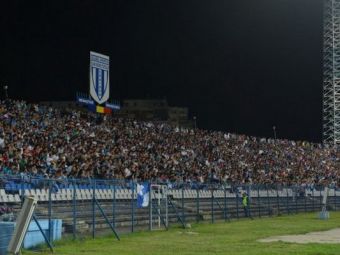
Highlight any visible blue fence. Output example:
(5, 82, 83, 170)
(0, 175, 339, 249)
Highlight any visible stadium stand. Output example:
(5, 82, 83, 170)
(0, 99, 338, 186)
(0, 99, 339, 235)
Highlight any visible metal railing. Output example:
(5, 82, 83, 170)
(0, 175, 338, 246)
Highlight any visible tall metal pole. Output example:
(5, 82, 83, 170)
(295, 186, 299, 214)
(304, 187, 307, 213)
(211, 187, 214, 224)
(131, 181, 135, 233)
(320, 187, 323, 210)
(286, 186, 290, 215)
(196, 188, 200, 223)
(266, 185, 270, 216)
(258, 185, 261, 218)
(112, 182, 116, 228)
(276, 184, 280, 215)
(182, 185, 185, 226)
(72, 179, 77, 239)
(158, 185, 161, 228)
(165, 186, 168, 228)
(224, 186, 227, 221)
(312, 187, 315, 212)
(149, 184, 152, 231)
(92, 180, 96, 239)
(236, 189, 239, 219)
(335, 187, 337, 211)
(48, 180, 52, 244)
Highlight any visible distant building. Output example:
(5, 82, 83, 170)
(40, 101, 78, 109)
(118, 99, 194, 128)
(40, 99, 194, 128)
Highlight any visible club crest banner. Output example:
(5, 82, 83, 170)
(90, 51, 110, 104)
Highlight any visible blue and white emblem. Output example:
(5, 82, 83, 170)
(90, 51, 110, 104)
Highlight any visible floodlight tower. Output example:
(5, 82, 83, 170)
(323, 0, 340, 145)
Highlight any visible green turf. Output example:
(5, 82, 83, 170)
(24, 212, 340, 255)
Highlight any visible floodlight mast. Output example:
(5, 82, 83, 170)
(323, 0, 340, 146)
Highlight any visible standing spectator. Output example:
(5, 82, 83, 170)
(242, 192, 253, 219)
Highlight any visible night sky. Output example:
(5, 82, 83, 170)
(0, 1, 324, 142)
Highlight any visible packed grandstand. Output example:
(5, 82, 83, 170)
(0, 99, 338, 186)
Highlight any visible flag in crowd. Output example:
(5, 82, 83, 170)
(137, 183, 150, 208)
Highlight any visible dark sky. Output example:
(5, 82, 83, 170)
(0, 0, 324, 142)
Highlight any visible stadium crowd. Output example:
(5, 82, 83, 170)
(0, 99, 338, 186)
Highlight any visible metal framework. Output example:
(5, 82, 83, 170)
(149, 184, 168, 230)
(323, 0, 340, 145)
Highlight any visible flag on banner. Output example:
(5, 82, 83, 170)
(96, 105, 105, 113)
(88, 104, 96, 112)
(137, 182, 150, 208)
(88, 105, 112, 114)
(103, 107, 112, 114)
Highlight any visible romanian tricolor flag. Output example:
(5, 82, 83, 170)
(87, 105, 112, 114)
(96, 105, 112, 114)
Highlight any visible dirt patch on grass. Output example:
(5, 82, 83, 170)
(258, 228, 340, 244)
(178, 231, 199, 235)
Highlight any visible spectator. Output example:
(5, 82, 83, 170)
(0, 99, 338, 187)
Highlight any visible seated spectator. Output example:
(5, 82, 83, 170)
(0, 203, 14, 221)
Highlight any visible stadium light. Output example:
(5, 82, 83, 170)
(272, 126, 277, 139)
(3, 85, 8, 99)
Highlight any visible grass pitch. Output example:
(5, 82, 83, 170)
(24, 212, 340, 255)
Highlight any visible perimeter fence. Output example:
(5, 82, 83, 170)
(0, 175, 339, 250)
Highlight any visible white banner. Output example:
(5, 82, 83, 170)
(89, 51, 110, 104)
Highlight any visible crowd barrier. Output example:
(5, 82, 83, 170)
(0, 175, 339, 248)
